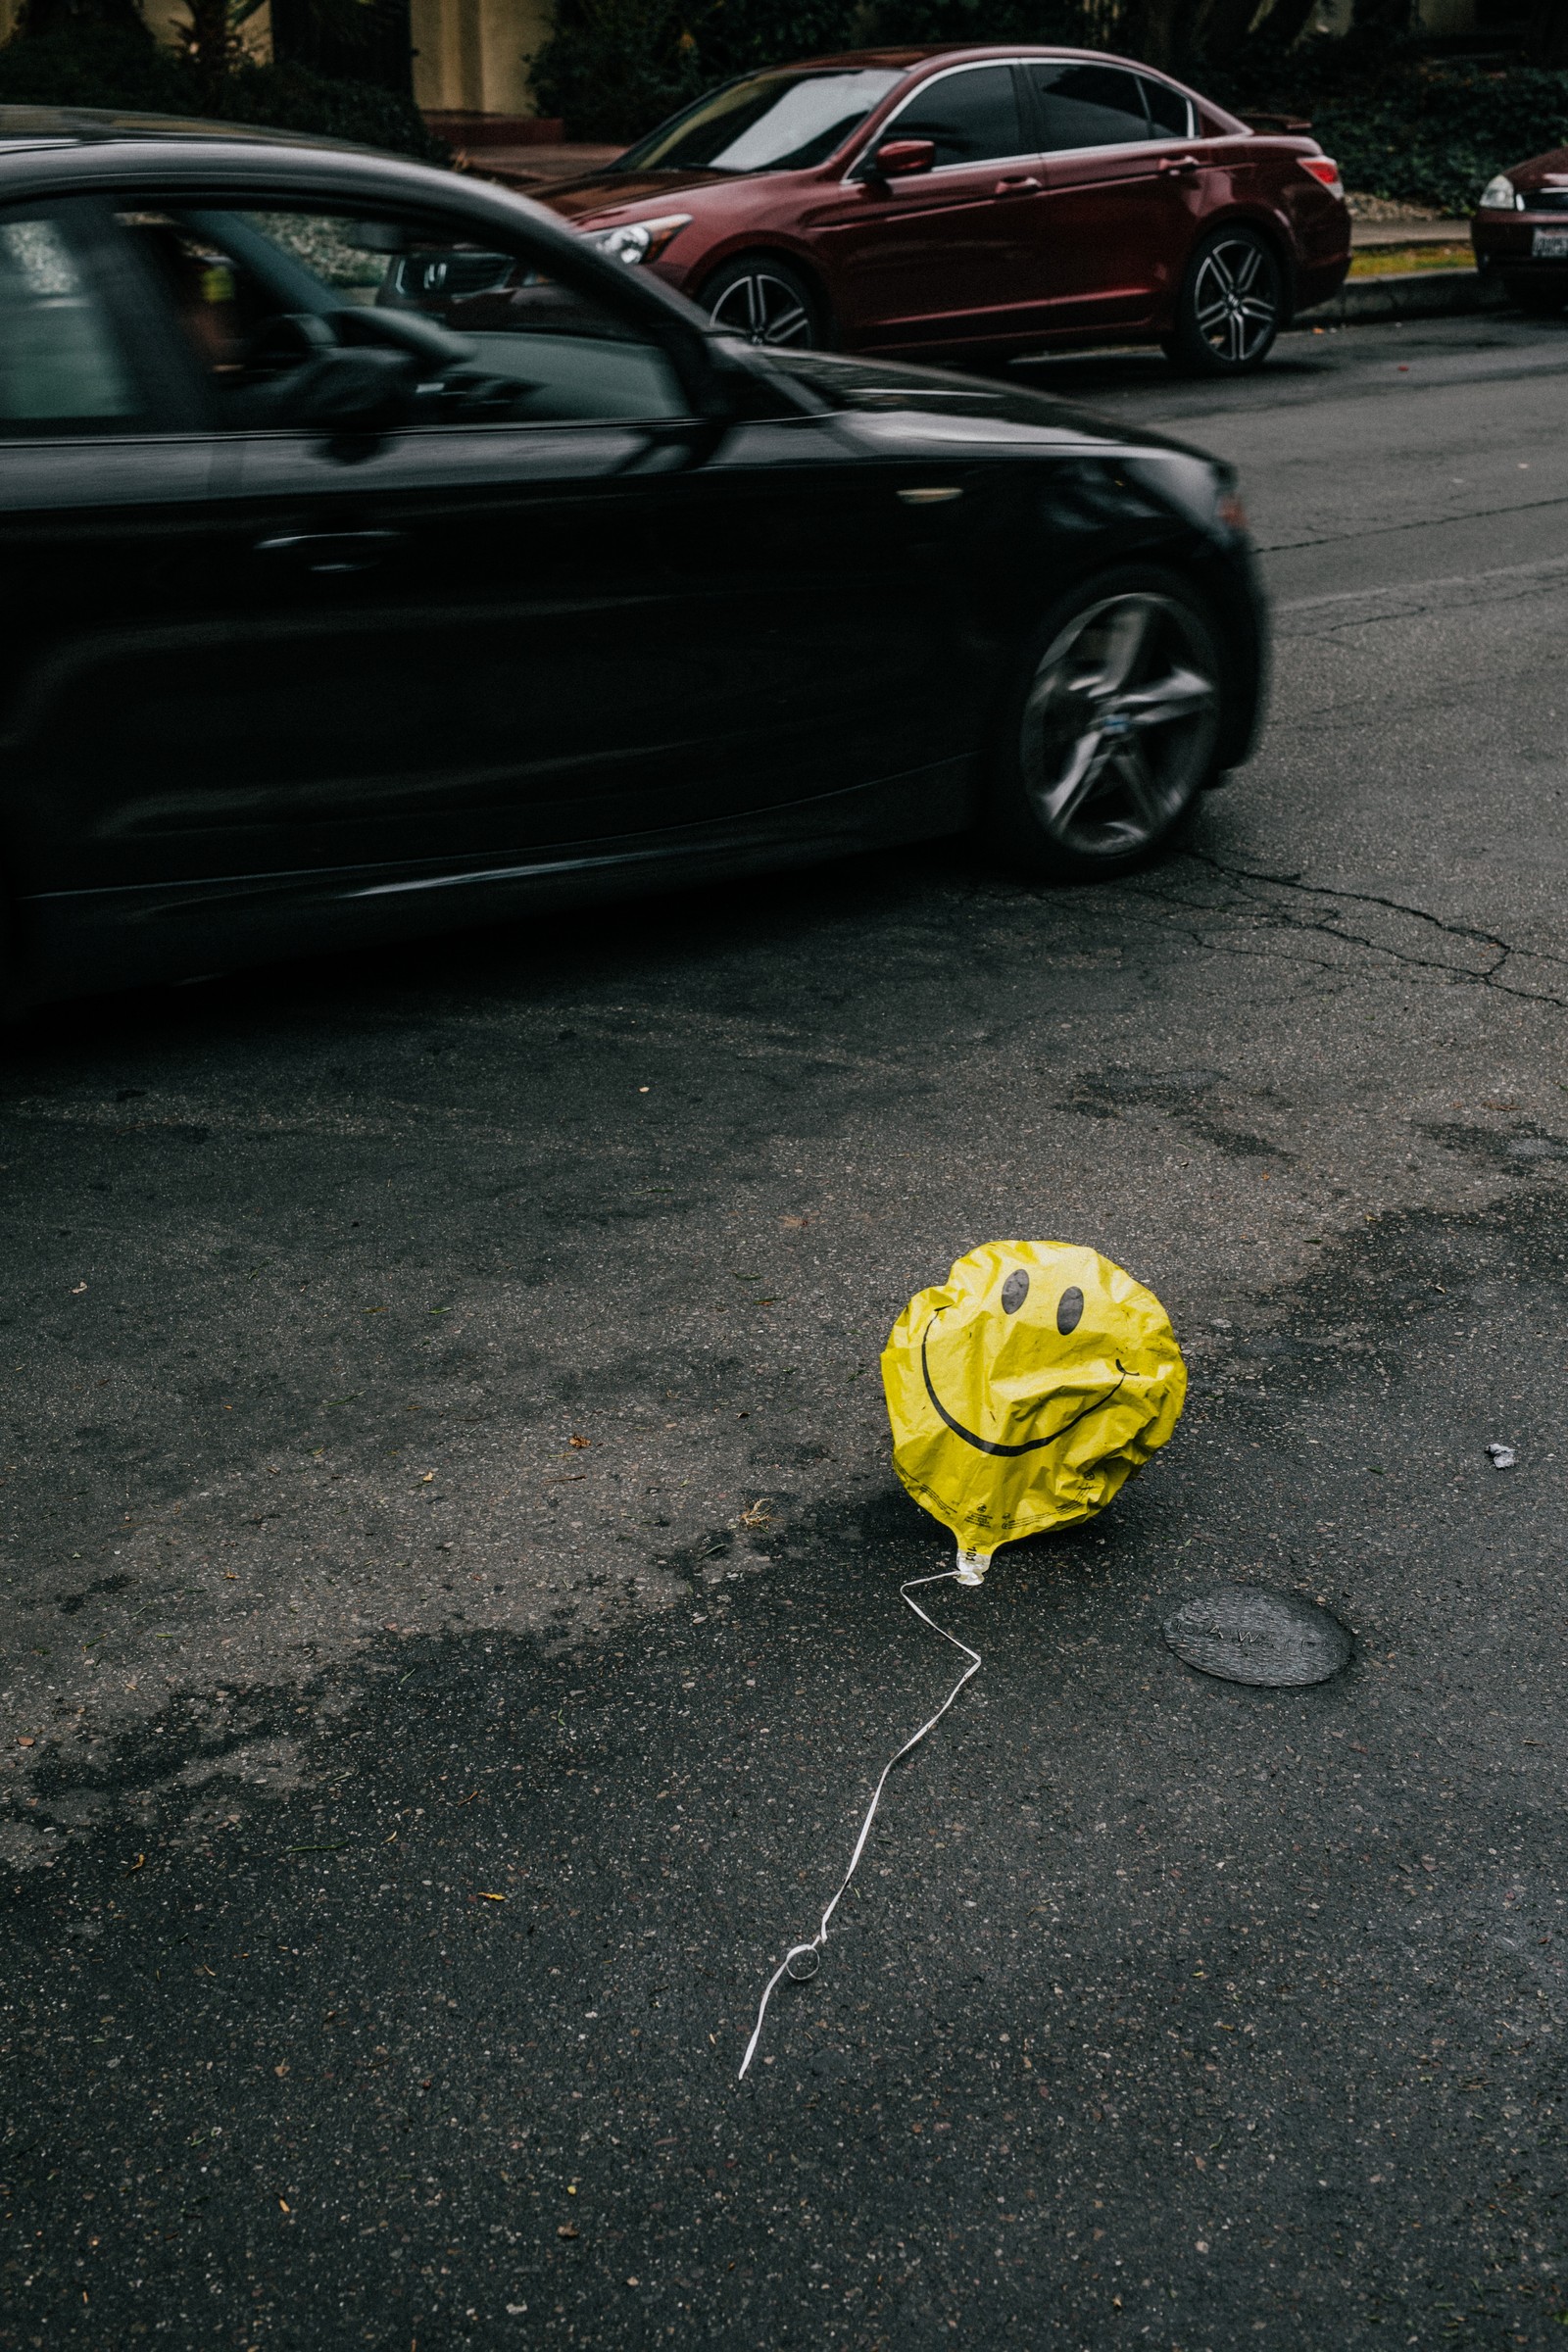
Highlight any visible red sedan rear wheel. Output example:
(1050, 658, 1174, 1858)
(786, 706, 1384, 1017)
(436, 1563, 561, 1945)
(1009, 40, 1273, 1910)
(1164, 226, 1283, 376)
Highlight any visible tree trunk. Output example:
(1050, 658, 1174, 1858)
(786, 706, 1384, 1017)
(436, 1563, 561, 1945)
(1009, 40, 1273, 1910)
(270, 0, 415, 93)
(1350, 0, 1412, 36)
(1255, 0, 1323, 52)
(1196, 0, 1265, 65)
(1120, 0, 1200, 72)
(1527, 0, 1568, 66)
(181, 0, 232, 109)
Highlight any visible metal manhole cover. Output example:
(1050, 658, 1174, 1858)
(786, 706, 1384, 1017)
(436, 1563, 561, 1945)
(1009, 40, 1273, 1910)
(1161, 1586, 1353, 1688)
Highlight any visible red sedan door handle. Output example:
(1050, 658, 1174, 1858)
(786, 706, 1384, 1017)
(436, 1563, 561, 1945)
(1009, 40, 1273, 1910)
(993, 173, 1042, 195)
(1157, 155, 1201, 178)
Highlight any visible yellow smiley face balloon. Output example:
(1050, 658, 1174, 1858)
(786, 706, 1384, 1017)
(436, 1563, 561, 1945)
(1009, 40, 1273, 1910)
(881, 1240, 1186, 1581)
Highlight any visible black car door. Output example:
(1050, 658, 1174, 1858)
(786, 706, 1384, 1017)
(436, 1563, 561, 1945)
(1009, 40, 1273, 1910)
(83, 189, 964, 953)
(0, 193, 233, 996)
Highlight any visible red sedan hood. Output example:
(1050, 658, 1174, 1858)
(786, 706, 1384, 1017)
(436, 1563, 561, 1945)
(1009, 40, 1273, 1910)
(1511, 145, 1568, 187)
(536, 169, 739, 225)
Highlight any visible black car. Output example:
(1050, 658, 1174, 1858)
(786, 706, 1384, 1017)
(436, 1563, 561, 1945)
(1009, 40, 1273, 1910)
(0, 109, 1266, 1009)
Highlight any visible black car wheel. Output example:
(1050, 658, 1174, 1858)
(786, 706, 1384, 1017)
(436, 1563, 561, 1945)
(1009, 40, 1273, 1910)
(700, 255, 820, 348)
(1164, 226, 1283, 375)
(984, 568, 1225, 881)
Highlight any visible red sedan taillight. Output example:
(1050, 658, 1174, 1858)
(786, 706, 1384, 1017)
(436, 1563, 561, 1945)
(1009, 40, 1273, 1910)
(1300, 155, 1345, 196)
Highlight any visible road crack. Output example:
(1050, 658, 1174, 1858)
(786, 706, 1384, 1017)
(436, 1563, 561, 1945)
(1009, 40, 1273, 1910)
(1144, 853, 1568, 1011)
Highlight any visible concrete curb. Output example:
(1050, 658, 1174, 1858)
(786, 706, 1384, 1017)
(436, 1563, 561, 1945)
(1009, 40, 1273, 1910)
(1299, 267, 1506, 323)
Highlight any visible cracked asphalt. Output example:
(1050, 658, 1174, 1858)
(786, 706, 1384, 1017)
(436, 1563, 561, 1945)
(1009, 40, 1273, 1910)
(4, 310, 1568, 2350)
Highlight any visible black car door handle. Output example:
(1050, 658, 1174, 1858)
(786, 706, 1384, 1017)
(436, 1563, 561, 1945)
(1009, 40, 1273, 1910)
(993, 174, 1043, 195)
(1157, 155, 1201, 178)
(254, 529, 403, 576)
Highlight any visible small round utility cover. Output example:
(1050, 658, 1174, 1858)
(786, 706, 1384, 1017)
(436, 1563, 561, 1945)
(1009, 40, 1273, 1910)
(1161, 1586, 1353, 1689)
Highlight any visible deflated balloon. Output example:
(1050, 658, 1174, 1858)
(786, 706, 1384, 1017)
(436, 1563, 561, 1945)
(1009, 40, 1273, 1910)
(881, 1240, 1185, 1579)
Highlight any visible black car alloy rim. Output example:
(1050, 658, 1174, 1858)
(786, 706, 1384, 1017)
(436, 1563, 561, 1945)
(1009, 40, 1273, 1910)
(708, 269, 814, 346)
(1020, 592, 1220, 858)
(1192, 236, 1277, 366)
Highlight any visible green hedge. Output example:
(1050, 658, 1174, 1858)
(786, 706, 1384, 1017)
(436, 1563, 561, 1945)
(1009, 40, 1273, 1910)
(0, 26, 448, 161)
(1294, 69, 1568, 214)
(1203, 37, 1568, 212)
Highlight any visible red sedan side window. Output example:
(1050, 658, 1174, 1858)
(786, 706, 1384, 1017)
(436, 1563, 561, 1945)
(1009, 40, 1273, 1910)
(885, 65, 1025, 169)
(1142, 76, 1194, 139)
(1030, 62, 1152, 153)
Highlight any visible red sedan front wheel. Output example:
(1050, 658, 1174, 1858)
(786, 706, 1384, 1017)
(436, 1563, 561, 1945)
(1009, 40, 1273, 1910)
(700, 255, 820, 349)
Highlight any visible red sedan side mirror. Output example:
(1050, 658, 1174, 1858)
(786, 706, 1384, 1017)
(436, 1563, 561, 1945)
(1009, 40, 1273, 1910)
(872, 137, 936, 179)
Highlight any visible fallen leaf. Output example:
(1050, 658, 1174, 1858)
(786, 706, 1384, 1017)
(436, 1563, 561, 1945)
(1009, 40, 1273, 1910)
(16, 1736, 33, 1749)
(418, 1472, 434, 1485)
(278, 2197, 290, 2212)
(274, 2064, 289, 2078)
(125, 1853, 145, 1873)
(557, 2224, 578, 2240)
(72, 1282, 87, 1295)
(479, 1892, 506, 1902)
(568, 1435, 590, 1449)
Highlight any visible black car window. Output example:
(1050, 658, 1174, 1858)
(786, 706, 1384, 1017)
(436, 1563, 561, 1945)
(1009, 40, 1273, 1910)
(1142, 76, 1193, 139)
(115, 203, 690, 429)
(1029, 63, 1152, 152)
(0, 206, 147, 434)
(887, 65, 1024, 169)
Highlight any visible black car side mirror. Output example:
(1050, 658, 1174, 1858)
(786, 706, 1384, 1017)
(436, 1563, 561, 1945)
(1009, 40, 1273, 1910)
(304, 345, 421, 425)
(251, 344, 419, 433)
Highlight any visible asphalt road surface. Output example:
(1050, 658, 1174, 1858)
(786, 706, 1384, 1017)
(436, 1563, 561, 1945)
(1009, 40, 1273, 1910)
(4, 311, 1568, 2352)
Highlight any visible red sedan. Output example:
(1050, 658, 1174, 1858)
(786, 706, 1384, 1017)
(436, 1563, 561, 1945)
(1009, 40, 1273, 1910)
(540, 46, 1349, 375)
(1472, 147, 1568, 314)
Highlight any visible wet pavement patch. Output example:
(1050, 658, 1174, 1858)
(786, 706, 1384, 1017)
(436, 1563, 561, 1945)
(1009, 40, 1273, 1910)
(1161, 1585, 1355, 1688)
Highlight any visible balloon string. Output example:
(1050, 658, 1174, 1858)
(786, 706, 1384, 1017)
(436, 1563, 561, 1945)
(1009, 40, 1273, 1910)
(736, 1568, 982, 2082)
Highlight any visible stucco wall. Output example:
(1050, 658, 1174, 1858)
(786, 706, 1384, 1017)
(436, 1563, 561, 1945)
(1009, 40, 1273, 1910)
(410, 0, 554, 114)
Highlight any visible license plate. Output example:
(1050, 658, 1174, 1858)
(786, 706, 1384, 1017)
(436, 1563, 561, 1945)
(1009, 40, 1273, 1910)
(1532, 227, 1568, 258)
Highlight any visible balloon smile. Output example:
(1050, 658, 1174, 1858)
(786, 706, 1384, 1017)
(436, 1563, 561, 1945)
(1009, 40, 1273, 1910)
(920, 1314, 1127, 1458)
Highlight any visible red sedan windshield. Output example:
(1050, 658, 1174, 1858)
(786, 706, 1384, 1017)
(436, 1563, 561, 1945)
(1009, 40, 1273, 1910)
(615, 66, 904, 174)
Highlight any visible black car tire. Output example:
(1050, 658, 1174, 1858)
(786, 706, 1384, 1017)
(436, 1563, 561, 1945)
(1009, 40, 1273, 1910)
(699, 254, 822, 349)
(1163, 225, 1284, 375)
(1502, 275, 1568, 316)
(981, 566, 1226, 883)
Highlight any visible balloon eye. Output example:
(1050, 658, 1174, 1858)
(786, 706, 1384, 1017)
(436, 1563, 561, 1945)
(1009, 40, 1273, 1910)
(1001, 1269, 1030, 1314)
(1056, 1286, 1084, 1335)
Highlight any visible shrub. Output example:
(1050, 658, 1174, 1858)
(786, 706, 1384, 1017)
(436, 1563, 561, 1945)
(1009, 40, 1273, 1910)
(217, 59, 449, 157)
(1208, 35, 1568, 211)
(0, 22, 190, 109)
(0, 24, 447, 161)
(1304, 69, 1568, 213)
(526, 0, 705, 147)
